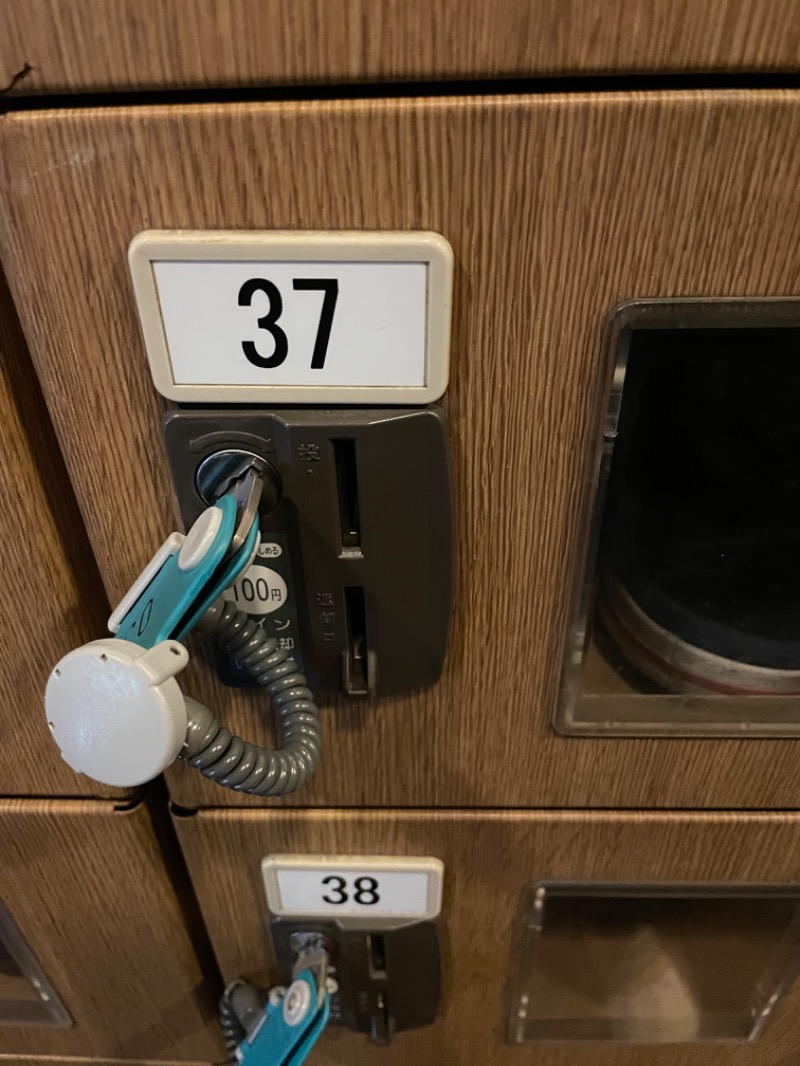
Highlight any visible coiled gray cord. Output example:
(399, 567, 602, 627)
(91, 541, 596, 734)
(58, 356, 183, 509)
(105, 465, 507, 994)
(219, 984, 247, 1057)
(181, 598, 322, 796)
(219, 979, 265, 1059)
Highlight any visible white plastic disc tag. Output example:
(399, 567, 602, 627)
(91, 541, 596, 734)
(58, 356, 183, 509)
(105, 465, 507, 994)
(45, 639, 189, 787)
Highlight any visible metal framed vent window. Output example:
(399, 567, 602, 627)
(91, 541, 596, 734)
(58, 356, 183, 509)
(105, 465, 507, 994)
(0, 901, 71, 1027)
(556, 298, 800, 736)
(510, 882, 800, 1044)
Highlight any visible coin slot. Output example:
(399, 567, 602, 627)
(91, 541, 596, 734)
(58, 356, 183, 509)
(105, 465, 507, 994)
(368, 933, 387, 977)
(333, 439, 361, 553)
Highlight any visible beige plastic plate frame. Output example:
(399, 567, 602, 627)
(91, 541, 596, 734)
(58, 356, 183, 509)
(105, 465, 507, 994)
(261, 854, 444, 920)
(128, 230, 453, 405)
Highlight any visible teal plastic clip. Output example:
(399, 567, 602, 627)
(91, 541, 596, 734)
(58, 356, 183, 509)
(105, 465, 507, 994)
(113, 495, 259, 648)
(237, 971, 330, 1066)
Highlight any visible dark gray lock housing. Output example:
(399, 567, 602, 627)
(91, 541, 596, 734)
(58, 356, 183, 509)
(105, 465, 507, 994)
(270, 916, 441, 1044)
(162, 406, 453, 697)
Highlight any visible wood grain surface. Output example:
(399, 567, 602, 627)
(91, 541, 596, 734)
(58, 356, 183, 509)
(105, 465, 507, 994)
(2, 0, 800, 95)
(3, 93, 800, 809)
(0, 798, 223, 1061)
(175, 806, 800, 1066)
(0, 1060, 213, 1065)
(0, 269, 128, 798)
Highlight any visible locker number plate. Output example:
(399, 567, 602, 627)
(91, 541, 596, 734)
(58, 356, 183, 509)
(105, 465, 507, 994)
(129, 230, 453, 405)
(262, 855, 444, 919)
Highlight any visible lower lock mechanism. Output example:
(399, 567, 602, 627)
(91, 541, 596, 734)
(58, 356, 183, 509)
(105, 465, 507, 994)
(218, 918, 441, 1063)
(270, 916, 441, 1045)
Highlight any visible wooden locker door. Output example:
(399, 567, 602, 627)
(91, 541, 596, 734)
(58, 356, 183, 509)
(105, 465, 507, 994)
(174, 807, 800, 1066)
(0, 798, 223, 1062)
(0, 268, 130, 798)
(3, 93, 800, 810)
(1, 0, 800, 93)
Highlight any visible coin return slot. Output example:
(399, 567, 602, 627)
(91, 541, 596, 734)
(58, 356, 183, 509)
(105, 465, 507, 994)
(343, 587, 370, 696)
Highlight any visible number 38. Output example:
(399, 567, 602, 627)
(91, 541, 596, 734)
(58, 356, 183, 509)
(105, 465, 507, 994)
(321, 875, 380, 905)
(238, 277, 338, 370)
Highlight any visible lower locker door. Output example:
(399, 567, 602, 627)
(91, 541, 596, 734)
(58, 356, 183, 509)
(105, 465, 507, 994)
(174, 808, 800, 1065)
(0, 798, 223, 1063)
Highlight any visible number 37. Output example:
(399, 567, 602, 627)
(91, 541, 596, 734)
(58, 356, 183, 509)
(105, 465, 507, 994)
(238, 277, 338, 371)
